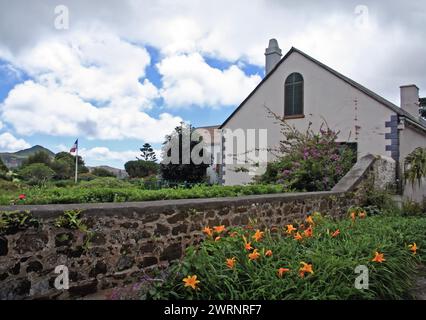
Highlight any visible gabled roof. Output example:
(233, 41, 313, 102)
(220, 47, 426, 132)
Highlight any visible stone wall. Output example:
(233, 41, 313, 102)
(0, 155, 381, 300)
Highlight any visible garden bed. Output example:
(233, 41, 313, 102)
(146, 211, 426, 300)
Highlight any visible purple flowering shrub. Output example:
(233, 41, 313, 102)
(259, 109, 356, 191)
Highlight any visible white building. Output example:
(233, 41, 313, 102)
(216, 39, 426, 201)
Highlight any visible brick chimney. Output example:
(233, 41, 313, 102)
(265, 39, 282, 75)
(400, 84, 420, 118)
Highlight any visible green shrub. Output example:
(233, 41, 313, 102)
(148, 214, 426, 300)
(18, 163, 55, 185)
(0, 211, 39, 235)
(92, 167, 116, 177)
(259, 114, 356, 191)
(401, 199, 424, 216)
(125, 160, 159, 178)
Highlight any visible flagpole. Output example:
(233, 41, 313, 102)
(74, 142, 78, 184)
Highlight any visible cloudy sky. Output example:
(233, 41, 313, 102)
(0, 0, 425, 168)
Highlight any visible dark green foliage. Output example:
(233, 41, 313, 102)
(125, 160, 159, 178)
(160, 125, 210, 183)
(18, 163, 55, 185)
(55, 210, 87, 232)
(92, 167, 115, 177)
(50, 158, 73, 180)
(0, 157, 8, 172)
(404, 147, 426, 187)
(420, 97, 426, 119)
(22, 151, 52, 167)
(0, 211, 39, 235)
(54, 152, 89, 175)
(139, 143, 157, 162)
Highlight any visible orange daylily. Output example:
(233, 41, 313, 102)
(299, 262, 314, 278)
(183, 275, 200, 290)
(244, 242, 253, 251)
(304, 226, 313, 238)
(294, 232, 303, 241)
(252, 230, 264, 242)
(265, 250, 273, 257)
(305, 216, 314, 225)
(226, 257, 236, 269)
(277, 268, 290, 278)
(215, 236, 221, 242)
(372, 251, 386, 263)
(358, 211, 366, 219)
(214, 225, 226, 233)
(229, 231, 238, 238)
(248, 249, 261, 261)
(243, 236, 253, 250)
(286, 224, 297, 234)
(350, 211, 356, 221)
(408, 243, 418, 255)
(202, 226, 213, 237)
(331, 229, 340, 238)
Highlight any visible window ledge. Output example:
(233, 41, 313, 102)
(283, 114, 305, 120)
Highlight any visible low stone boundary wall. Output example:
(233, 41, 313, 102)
(0, 154, 385, 299)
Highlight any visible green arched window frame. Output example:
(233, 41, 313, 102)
(284, 72, 304, 117)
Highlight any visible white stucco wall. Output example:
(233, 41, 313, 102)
(400, 124, 426, 202)
(221, 51, 396, 185)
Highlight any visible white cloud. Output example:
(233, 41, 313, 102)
(0, 132, 31, 152)
(12, 30, 158, 110)
(158, 53, 261, 108)
(1, 80, 182, 142)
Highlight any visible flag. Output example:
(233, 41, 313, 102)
(70, 139, 78, 153)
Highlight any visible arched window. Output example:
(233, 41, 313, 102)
(284, 73, 304, 117)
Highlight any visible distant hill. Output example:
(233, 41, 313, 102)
(88, 165, 129, 179)
(0, 145, 55, 169)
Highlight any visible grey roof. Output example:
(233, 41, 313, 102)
(220, 47, 426, 132)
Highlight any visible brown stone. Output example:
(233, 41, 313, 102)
(155, 223, 170, 236)
(138, 256, 158, 268)
(90, 232, 106, 246)
(160, 243, 181, 262)
(69, 279, 98, 297)
(89, 261, 107, 277)
(0, 236, 8, 256)
(142, 213, 160, 223)
(167, 211, 189, 224)
(116, 255, 135, 271)
(26, 261, 43, 273)
(15, 232, 48, 254)
(140, 242, 156, 253)
(172, 224, 188, 235)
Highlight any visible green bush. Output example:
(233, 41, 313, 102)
(148, 213, 426, 300)
(92, 167, 116, 177)
(0, 210, 39, 235)
(125, 160, 159, 178)
(18, 163, 55, 185)
(259, 117, 356, 191)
